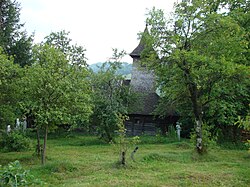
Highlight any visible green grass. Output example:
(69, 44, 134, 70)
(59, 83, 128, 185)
(0, 134, 249, 186)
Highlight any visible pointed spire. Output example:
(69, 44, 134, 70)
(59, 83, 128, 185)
(130, 25, 149, 58)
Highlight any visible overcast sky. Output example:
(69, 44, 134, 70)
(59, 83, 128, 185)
(19, 0, 177, 64)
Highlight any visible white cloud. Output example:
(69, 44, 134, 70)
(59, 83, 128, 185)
(19, 0, 177, 64)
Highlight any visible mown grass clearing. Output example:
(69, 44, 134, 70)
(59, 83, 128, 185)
(1, 134, 249, 186)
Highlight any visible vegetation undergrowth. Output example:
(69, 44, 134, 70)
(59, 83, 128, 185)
(0, 134, 249, 187)
(0, 160, 43, 186)
(0, 131, 32, 152)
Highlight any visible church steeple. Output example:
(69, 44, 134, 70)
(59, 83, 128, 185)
(129, 25, 149, 58)
(129, 24, 158, 115)
(125, 25, 179, 136)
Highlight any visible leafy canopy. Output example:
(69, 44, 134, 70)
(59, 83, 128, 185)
(0, 0, 33, 67)
(20, 44, 92, 130)
(0, 48, 22, 128)
(144, 0, 250, 152)
(90, 49, 131, 142)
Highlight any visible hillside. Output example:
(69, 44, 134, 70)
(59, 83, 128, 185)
(89, 62, 132, 76)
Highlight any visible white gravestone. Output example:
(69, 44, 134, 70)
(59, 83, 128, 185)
(16, 118, 20, 129)
(22, 116, 27, 131)
(176, 122, 181, 141)
(7, 125, 11, 133)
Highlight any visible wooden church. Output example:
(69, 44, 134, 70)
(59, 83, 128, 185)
(125, 26, 178, 136)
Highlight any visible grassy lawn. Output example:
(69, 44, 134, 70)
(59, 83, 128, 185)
(0, 134, 249, 186)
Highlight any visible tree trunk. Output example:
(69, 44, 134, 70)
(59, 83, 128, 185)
(188, 80, 204, 154)
(104, 126, 112, 143)
(42, 125, 48, 165)
(121, 151, 126, 165)
(190, 90, 204, 153)
(195, 118, 203, 154)
(36, 127, 41, 157)
(183, 63, 204, 154)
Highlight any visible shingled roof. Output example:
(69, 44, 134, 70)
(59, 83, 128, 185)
(128, 25, 160, 116)
(128, 91, 158, 115)
(129, 25, 149, 58)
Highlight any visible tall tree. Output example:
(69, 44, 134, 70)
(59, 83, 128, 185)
(0, 47, 22, 129)
(20, 44, 92, 164)
(145, 0, 250, 153)
(90, 49, 131, 142)
(44, 30, 87, 67)
(0, 0, 33, 67)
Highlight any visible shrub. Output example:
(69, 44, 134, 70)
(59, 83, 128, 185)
(190, 123, 217, 154)
(0, 131, 32, 152)
(166, 125, 178, 140)
(115, 114, 140, 165)
(0, 160, 42, 186)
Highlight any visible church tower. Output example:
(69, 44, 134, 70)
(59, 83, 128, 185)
(126, 26, 160, 136)
(129, 25, 158, 116)
(126, 25, 179, 136)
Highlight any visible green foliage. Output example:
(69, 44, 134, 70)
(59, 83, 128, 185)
(218, 141, 248, 150)
(235, 105, 250, 131)
(235, 107, 250, 153)
(166, 125, 177, 140)
(0, 131, 32, 152)
(0, 49, 22, 129)
(190, 123, 217, 154)
(0, 160, 42, 186)
(115, 114, 140, 165)
(19, 43, 92, 164)
(246, 140, 250, 154)
(145, 0, 250, 151)
(90, 49, 131, 142)
(0, 0, 34, 67)
(20, 44, 92, 131)
(205, 66, 250, 128)
(44, 30, 87, 67)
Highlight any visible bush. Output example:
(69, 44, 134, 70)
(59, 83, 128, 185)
(190, 123, 217, 154)
(0, 131, 32, 152)
(166, 125, 178, 140)
(115, 114, 140, 165)
(0, 160, 42, 186)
